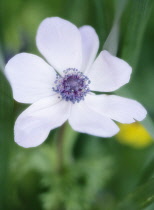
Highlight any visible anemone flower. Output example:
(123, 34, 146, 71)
(5, 17, 147, 148)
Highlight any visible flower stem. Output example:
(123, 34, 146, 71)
(56, 123, 66, 173)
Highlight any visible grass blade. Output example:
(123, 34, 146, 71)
(121, 0, 153, 69)
(103, 0, 129, 55)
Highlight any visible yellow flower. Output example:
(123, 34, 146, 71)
(116, 122, 153, 148)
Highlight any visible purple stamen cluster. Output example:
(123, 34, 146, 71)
(53, 68, 91, 103)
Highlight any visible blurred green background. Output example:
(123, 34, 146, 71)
(0, 0, 154, 209)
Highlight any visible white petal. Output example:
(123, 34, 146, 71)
(15, 95, 71, 148)
(86, 94, 147, 124)
(5, 53, 56, 104)
(79, 26, 99, 73)
(36, 17, 82, 74)
(88, 50, 132, 92)
(69, 100, 119, 137)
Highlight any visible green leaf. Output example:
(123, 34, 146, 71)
(0, 46, 4, 70)
(141, 115, 154, 139)
(117, 178, 154, 210)
(139, 155, 154, 186)
(121, 0, 153, 69)
(0, 52, 13, 209)
(92, 0, 110, 47)
(103, 20, 119, 55)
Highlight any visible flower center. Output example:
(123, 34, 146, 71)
(53, 68, 91, 103)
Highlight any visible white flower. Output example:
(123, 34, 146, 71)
(5, 17, 147, 148)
